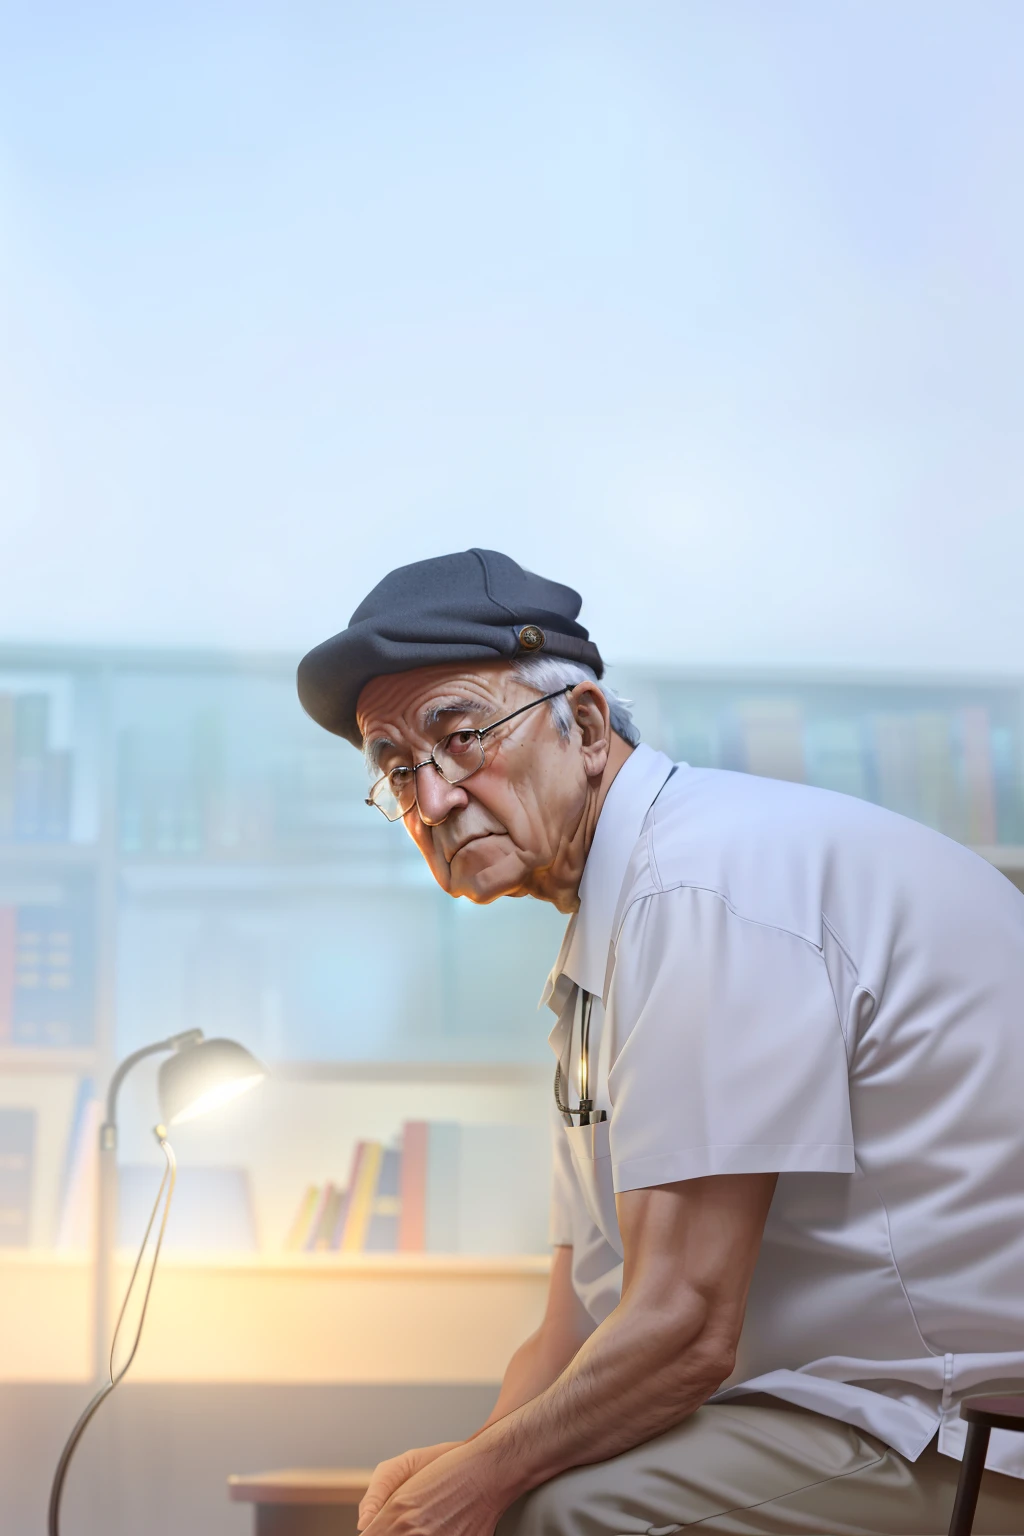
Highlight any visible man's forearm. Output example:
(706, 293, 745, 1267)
(472, 1325, 583, 1435)
(465, 1286, 730, 1506)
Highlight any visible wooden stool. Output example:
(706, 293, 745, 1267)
(948, 1396, 1024, 1536)
(228, 1469, 374, 1535)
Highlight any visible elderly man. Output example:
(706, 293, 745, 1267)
(297, 549, 1024, 1536)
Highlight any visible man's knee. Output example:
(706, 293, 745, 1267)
(495, 1477, 570, 1536)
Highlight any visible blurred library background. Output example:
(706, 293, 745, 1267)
(2, 10, 1024, 1531)
(2, 642, 1022, 1351)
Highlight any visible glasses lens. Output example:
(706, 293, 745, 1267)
(433, 731, 485, 784)
(369, 767, 415, 821)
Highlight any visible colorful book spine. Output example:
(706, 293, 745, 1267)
(284, 1183, 321, 1251)
(398, 1121, 428, 1252)
(339, 1141, 384, 1253)
(302, 1182, 336, 1253)
(310, 1183, 344, 1251)
(364, 1147, 401, 1253)
(424, 1123, 460, 1254)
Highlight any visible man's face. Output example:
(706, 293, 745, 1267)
(356, 662, 592, 903)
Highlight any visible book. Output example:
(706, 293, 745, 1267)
(302, 1182, 337, 1252)
(424, 1122, 461, 1254)
(734, 699, 806, 784)
(991, 726, 1023, 845)
(803, 718, 868, 801)
(872, 713, 920, 821)
(309, 1182, 344, 1252)
(397, 1121, 550, 1255)
(398, 1121, 428, 1252)
(364, 1146, 401, 1253)
(42, 750, 72, 842)
(915, 712, 962, 840)
(13, 694, 49, 841)
(284, 1183, 321, 1251)
(338, 1140, 384, 1253)
(12, 900, 94, 1047)
(959, 707, 997, 846)
(0, 1107, 36, 1247)
(0, 1073, 79, 1245)
(0, 905, 15, 1042)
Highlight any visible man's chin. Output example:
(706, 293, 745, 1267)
(447, 837, 528, 903)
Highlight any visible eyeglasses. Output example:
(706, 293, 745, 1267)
(365, 686, 574, 821)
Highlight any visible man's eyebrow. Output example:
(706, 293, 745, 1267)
(364, 735, 397, 778)
(420, 697, 490, 732)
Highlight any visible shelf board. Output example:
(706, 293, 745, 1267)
(0, 1249, 552, 1276)
(272, 1059, 550, 1084)
(0, 842, 100, 867)
(0, 1046, 97, 1074)
(0, 1247, 551, 1383)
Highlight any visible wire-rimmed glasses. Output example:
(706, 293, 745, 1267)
(365, 686, 574, 821)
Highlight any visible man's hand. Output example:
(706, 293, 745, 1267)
(357, 1441, 461, 1530)
(358, 1246, 591, 1532)
(359, 1440, 503, 1536)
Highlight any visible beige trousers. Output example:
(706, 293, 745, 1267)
(494, 1398, 1024, 1535)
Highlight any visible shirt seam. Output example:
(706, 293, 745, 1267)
(614, 879, 825, 959)
(853, 1154, 942, 1364)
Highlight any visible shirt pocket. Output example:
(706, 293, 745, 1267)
(563, 1118, 623, 1258)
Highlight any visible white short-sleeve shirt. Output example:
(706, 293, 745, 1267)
(544, 744, 1024, 1478)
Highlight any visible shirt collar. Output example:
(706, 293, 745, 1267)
(540, 743, 676, 1012)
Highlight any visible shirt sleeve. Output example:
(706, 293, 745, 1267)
(548, 1092, 576, 1246)
(606, 885, 855, 1192)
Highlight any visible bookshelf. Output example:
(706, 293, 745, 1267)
(0, 1249, 552, 1384)
(1, 645, 1023, 1379)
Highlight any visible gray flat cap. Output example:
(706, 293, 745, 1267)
(297, 548, 604, 745)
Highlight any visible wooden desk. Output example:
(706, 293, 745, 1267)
(228, 1470, 374, 1535)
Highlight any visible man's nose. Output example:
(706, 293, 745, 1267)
(414, 762, 467, 825)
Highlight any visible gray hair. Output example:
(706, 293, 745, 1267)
(511, 654, 640, 747)
(363, 654, 641, 776)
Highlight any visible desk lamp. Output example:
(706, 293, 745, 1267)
(48, 1029, 266, 1536)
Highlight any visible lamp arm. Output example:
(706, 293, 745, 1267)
(103, 1030, 203, 1138)
(50, 1129, 178, 1536)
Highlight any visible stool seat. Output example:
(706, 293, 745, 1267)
(229, 1471, 374, 1534)
(961, 1397, 1024, 1434)
(229, 1469, 374, 1505)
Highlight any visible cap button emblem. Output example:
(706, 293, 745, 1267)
(518, 624, 545, 651)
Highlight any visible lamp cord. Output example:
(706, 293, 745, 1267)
(48, 1130, 177, 1536)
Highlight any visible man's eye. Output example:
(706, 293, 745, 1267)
(446, 731, 477, 755)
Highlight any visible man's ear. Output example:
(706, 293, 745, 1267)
(571, 683, 613, 777)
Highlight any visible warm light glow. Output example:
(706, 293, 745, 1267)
(168, 1073, 264, 1126)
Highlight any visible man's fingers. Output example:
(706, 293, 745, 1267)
(357, 1459, 407, 1528)
(356, 1441, 464, 1530)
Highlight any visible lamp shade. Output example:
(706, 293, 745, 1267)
(157, 1037, 265, 1127)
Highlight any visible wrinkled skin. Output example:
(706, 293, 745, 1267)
(356, 661, 633, 913)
